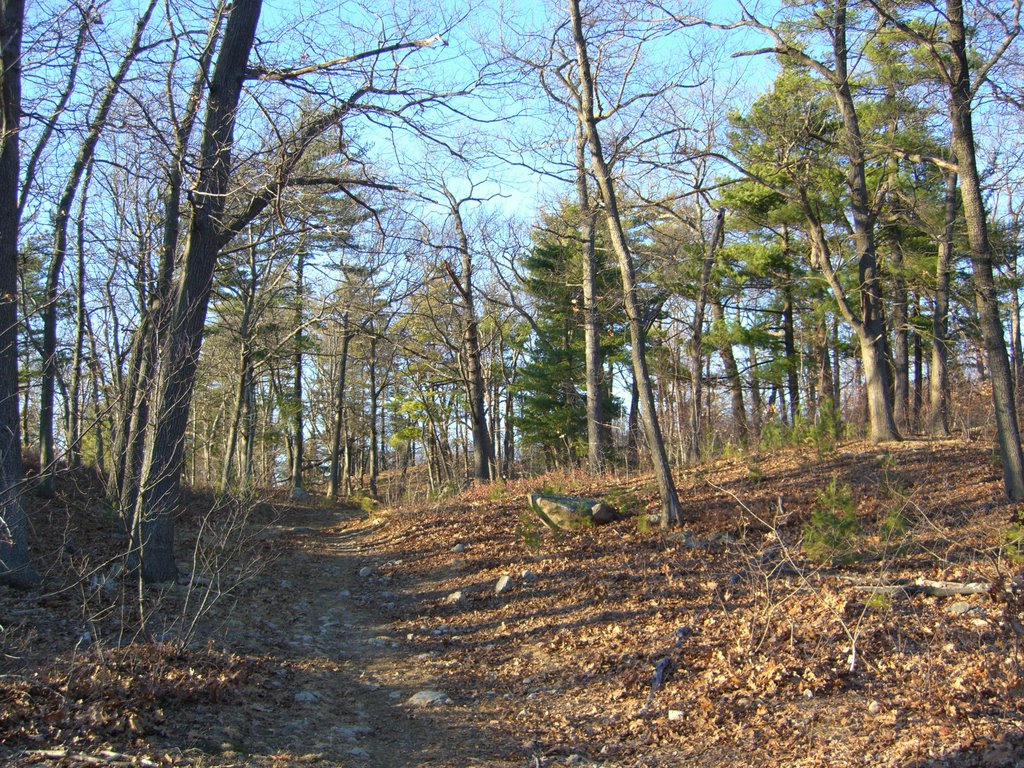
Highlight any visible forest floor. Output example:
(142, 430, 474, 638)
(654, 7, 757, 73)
(3, 438, 1024, 767)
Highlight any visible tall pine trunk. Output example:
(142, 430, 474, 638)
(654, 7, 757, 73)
(931, 172, 956, 439)
(945, 0, 1024, 499)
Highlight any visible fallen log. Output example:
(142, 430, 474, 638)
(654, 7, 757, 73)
(843, 576, 991, 597)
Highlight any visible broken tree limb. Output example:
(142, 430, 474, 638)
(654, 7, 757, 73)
(842, 576, 991, 597)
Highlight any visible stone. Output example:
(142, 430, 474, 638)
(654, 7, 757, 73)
(668, 709, 685, 721)
(495, 574, 513, 595)
(358, 566, 373, 578)
(945, 601, 977, 616)
(293, 691, 321, 703)
(348, 747, 371, 759)
(868, 700, 881, 715)
(526, 493, 623, 531)
(521, 570, 538, 583)
(289, 487, 311, 502)
(406, 689, 451, 707)
(445, 591, 464, 605)
(452, 543, 466, 553)
(332, 724, 372, 741)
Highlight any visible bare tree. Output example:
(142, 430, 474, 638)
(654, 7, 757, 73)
(0, 0, 37, 587)
(440, 183, 496, 483)
(36, 0, 158, 497)
(568, 0, 683, 525)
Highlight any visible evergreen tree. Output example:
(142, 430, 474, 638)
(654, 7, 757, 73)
(515, 222, 621, 467)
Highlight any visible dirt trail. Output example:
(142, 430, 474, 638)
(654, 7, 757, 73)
(195, 506, 522, 768)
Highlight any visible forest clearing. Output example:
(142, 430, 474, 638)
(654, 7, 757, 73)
(3, 438, 1023, 767)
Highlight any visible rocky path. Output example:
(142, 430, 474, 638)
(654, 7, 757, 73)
(193, 507, 521, 768)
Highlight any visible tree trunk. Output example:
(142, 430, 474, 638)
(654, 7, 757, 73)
(890, 234, 910, 433)
(368, 335, 379, 498)
(38, 0, 157, 496)
(688, 209, 725, 463)
(67, 162, 93, 468)
(328, 313, 351, 499)
(575, 121, 607, 472)
(711, 293, 747, 446)
(782, 281, 800, 425)
(749, 344, 763, 442)
(445, 197, 494, 483)
(912, 302, 923, 431)
(569, 0, 682, 525)
(930, 171, 954, 438)
(0, 0, 37, 587)
(133, 0, 263, 582)
(107, 5, 222, 517)
(945, 0, 1024, 499)
(220, 242, 257, 493)
(291, 251, 305, 491)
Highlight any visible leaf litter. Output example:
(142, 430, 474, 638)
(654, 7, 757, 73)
(2, 440, 1024, 767)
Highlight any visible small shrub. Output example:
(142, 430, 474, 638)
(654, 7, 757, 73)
(864, 592, 892, 614)
(810, 400, 842, 455)
(802, 476, 860, 564)
(880, 505, 912, 540)
(604, 487, 642, 516)
(747, 460, 764, 483)
(429, 482, 462, 501)
(350, 494, 380, 517)
(538, 479, 565, 497)
(517, 511, 545, 549)
(487, 480, 506, 501)
(1001, 521, 1024, 565)
(759, 422, 786, 451)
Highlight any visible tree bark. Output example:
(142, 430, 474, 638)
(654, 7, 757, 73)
(945, 0, 1024, 499)
(568, 0, 682, 525)
(688, 209, 725, 463)
(291, 251, 305, 491)
(328, 312, 352, 499)
(782, 281, 799, 425)
(929, 169, 950, 438)
(711, 292, 748, 446)
(575, 121, 607, 472)
(133, 0, 263, 582)
(107, 4, 223, 516)
(67, 161, 93, 467)
(368, 334, 379, 498)
(0, 0, 37, 587)
(445, 197, 494, 483)
(831, 0, 899, 443)
(890, 234, 910, 433)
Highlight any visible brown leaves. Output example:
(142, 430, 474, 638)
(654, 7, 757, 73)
(0, 644, 257, 750)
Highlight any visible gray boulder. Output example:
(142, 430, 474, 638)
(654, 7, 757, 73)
(526, 493, 622, 531)
(406, 690, 451, 707)
(289, 486, 311, 502)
